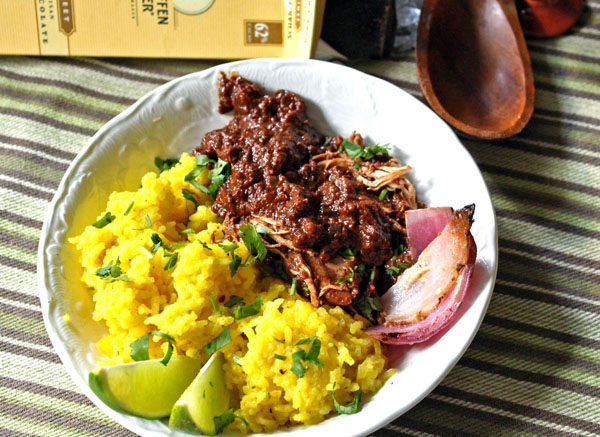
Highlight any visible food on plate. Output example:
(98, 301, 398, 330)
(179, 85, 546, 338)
(367, 206, 476, 345)
(169, 352, 231, 434)
(88, 355, 203, 419)
(70, 152, 392, 433)
(69, 72, 476, 433)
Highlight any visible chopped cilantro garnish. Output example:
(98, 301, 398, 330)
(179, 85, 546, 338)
(378, 189, 388, 201)
(204, 327, 231, 356)
(207, 159, 231, 199)
(274, 354, 286, 361)
(130, 331, 175, 366)
(209, 293, 220, 312)
(134, 214, 152, 231)
(239, 223, 267, 263)
(150, 233, 163, 253)
(353, 160, 360, 170)
(337, 266, 355, 284)
(232, 354, 242, 365)
(185, 156, 231, 200)
(272, 337, 285, 344)
(340, 248, 354, 259)
(224, 295, 243, 308)
(386, 263, 411, 276)
(341, 140, 364, 159)
(228, 254, 243, 277)
(289, 277, 297, 296)
(291, 337, 323, 377)
(296, 337, 324, 366)
(95, 258, 129, 283)
(233, 298, 262, 320)
(182, 189, 200, 208)
(123, 201, 134, 216)
(155, 157, 179, 173)
(341, 139, 390, 163)
(290, 349, 308, 378)
(213, 408, 236, 434)
(353, 295, 382, 322)
(178, 228, 195, 235)
(200, 241, 212, 250)
(218, 242, 239, 253)
(332, 382, 362, 415)
(92, 211, 115, 228)
(163, 252, 178, 270)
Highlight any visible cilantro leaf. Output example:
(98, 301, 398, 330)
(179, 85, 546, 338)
(204, 327, 232, 356)
(213, 408, 236, 434)
(155, 157, 179, 173)
(134, 214, 152, 231)
(224, 295, 243, 308)
(290, 349, 308, 378)
(332, 383, 362, 415)
(123, 201, 134, 216)
(337, 266, 355, 284)
(341, 140, 364, 159)
(239, 223, 267, 263)
(209, 293, 220, 312)
(130, 331, 176, 366)
(386, 263, 411, 276)
(163, 252, 178, 270)
(150, 233, 163, 253)
(341, 139, 390, 162)
(340, 248, 354, 259)
(296, 337, 323, 366)
(182, 189, 200, 208)
(272, 337, 285, 344)
(353, 295, 382, 322)
(200, 241, 212, 251)
(229, 254, 243, 277)
(92, 212, 115, 229)
(107, 275, 129, 283)
(233, 298, 262, 320)
(179, 228, 195, 235)
(289, 277, 297, 296)
(274, 354, 286, 361)
(378, 189, 388, 201)
(218, 242, 239, 253)
(95, 258, 129, 283)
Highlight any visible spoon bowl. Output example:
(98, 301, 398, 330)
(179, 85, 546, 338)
(416, 0, 535, 139)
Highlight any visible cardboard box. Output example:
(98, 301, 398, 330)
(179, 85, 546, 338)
(0, 0, 324, 58)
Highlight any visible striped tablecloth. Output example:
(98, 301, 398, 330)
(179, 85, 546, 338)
(1, 3, 599, 436)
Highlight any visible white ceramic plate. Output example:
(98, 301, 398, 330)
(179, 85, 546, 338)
(38, 58, 498, 437)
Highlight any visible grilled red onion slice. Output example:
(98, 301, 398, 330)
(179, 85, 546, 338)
(368, 205, 476, 345)
(405, 207, 453, 260)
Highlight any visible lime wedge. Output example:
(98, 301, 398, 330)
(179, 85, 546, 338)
(89, 355, 203, 419)
(169, 352, 230, 435)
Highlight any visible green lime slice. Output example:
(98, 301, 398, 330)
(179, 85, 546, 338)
(89, 355, 203, 419)
(169, 352, 230, 435)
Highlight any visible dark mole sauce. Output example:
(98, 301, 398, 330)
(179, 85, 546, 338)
(194, 73, 411, 308)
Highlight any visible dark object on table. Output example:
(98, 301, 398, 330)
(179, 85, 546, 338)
(416, 0, 535, 140)
(517, 0, 583, 38)
(320, 0, 397, 58)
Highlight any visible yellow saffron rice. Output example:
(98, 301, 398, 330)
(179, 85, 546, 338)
(69, 153, 393, 433)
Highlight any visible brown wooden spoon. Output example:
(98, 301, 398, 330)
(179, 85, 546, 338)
(416, 0, 535, 139)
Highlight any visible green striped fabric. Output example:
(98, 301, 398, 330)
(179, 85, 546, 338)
(0, 2, 599, 435)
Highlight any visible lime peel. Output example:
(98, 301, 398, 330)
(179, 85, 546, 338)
(89, 355, 203, 419)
